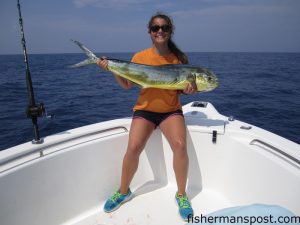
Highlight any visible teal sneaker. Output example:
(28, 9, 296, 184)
(175, 192, 193, 221)
(103, 189, 132, 213)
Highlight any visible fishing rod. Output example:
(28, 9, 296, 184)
(17, 0, 46, 144)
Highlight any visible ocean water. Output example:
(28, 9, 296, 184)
(0, 52, 299, 150)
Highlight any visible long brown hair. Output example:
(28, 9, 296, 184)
(148, 12, 189, 64)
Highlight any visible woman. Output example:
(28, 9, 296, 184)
(98, 12, 196, 221)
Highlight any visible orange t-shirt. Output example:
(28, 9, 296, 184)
(131, 47, 182, 113)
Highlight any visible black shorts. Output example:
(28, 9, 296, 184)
(133, 109, 184, 128)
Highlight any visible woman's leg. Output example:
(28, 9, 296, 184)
(159, 115, 188, 195)
(119, 118, 155, 194)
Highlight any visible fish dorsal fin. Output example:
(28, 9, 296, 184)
(158, 64, 177, 68)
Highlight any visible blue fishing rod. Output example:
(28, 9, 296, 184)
(17, 0, 48, 144)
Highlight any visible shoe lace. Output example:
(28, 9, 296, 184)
(178, 195, 191, 209)
(110, 191, 122, 203)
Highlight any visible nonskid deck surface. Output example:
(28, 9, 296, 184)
(93, 185, 231, 225)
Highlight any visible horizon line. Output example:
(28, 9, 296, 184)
(1, 51, 300, 56)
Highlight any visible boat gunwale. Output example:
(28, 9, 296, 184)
(0, 126, 128, 172)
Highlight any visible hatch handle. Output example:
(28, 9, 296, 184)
(212, 130, 217, 144)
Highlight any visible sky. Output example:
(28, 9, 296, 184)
(0, 0, 300, 54)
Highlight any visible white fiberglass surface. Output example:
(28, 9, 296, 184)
(0, 120, 299, 225)
(65, 185, 232, 225)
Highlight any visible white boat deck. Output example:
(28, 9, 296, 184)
(70, 185, 231, 225)
(1, 101, 299, 225)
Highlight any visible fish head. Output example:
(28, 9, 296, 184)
(194, 68, 218, 92)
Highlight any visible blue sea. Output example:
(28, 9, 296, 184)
(0, 52, 299, 150)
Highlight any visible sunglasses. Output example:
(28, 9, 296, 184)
(150, 24, 171, 33)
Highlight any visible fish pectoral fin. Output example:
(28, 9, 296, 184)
(187, 74, 196, 83)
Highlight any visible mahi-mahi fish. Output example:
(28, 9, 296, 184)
(70, 40, 218, 92)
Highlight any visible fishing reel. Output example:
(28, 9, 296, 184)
(26, 103, 54, 119)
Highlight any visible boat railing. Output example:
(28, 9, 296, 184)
(0, 126, 128, 172)
(250, 139, 300, 167)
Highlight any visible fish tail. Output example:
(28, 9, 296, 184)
(68, 58, 97, 68)
(69, 39, 100, 68)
